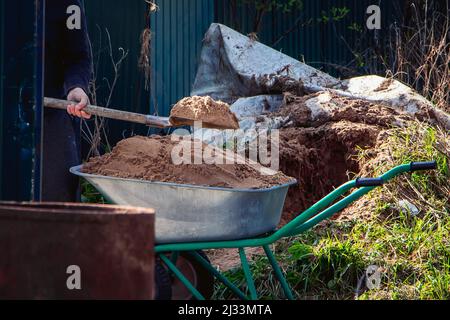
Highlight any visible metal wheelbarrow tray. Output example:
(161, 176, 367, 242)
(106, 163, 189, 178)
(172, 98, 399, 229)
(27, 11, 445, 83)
(71, 165, 297, 244)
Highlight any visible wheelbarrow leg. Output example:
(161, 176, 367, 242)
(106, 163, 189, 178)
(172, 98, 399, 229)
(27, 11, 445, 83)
(263, 245, 294, 300)
(239, 248, 258, 300)
(159, 254, 205, 300)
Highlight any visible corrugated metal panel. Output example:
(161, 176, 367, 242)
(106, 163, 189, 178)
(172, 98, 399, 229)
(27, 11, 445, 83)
(0, 0, 40, 201)
(150, 0, 214, 116)
(215, 0, 398, 76)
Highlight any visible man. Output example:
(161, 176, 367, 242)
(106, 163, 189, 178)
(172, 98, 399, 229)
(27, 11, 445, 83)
(43, 0, 92, 202)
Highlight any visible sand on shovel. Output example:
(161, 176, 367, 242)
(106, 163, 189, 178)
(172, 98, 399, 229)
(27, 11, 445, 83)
(169, 96, 240, 130)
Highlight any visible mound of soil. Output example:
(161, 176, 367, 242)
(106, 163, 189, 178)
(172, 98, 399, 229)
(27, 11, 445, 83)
(277, 93, 414, 128)
(82, 135, 294, 189)
(170, 96, 240, 129)
(275, 94, 416, 222)
(279, 122, 379, 220)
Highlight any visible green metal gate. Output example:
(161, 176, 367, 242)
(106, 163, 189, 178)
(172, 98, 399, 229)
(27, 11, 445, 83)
(0, 0, 44, 201)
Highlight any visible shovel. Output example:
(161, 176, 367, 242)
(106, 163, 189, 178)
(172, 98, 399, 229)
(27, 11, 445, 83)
(44, 97, 235, 129)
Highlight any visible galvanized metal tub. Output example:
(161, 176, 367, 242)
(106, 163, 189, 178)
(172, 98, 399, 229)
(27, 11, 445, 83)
(71, 166, 296, 244)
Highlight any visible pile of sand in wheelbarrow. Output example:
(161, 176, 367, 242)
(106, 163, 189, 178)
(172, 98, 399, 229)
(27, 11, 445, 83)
(82, 135, 294, 189)
(169, 96, 240, 129)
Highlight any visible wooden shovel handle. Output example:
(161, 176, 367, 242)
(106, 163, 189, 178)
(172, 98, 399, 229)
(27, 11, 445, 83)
(44, 97, 171, 128)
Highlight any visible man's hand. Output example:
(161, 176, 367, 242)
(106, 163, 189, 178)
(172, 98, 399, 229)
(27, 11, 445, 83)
(67, 87, 91, 119)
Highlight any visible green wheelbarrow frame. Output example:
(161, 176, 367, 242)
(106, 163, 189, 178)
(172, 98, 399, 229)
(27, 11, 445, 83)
(155, 162, 437, 300)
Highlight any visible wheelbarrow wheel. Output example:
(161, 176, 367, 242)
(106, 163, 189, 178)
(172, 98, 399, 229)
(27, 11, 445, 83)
(154, 261, 172, 300)
(171, 251, 214, 300)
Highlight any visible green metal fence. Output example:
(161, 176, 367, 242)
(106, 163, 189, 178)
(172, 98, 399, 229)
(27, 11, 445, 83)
(215, 0, 398, 75)
(84, 0, 400, 146)
(84, 0, 152, 144)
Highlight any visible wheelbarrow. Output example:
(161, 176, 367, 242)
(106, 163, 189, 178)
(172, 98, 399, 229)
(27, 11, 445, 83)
(72, 161, 437, 300)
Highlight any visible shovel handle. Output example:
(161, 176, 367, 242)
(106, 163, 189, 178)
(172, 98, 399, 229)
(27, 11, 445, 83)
(44, 97, 171, 128)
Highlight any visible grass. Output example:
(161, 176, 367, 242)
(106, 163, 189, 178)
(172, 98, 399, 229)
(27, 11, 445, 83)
(213, 123, 450, 300)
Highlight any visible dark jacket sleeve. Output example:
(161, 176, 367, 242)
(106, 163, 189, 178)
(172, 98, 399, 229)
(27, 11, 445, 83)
(62, 0, 93, 96)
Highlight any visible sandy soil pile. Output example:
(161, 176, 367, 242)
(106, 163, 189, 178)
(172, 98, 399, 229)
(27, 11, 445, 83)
(273, 94, 417, 221)
(170, 96, 240, 129)
(82, 136, 294, 189)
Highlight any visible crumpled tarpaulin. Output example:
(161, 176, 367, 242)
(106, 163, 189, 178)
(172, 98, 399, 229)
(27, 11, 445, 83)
(191, 23, 341, 104)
